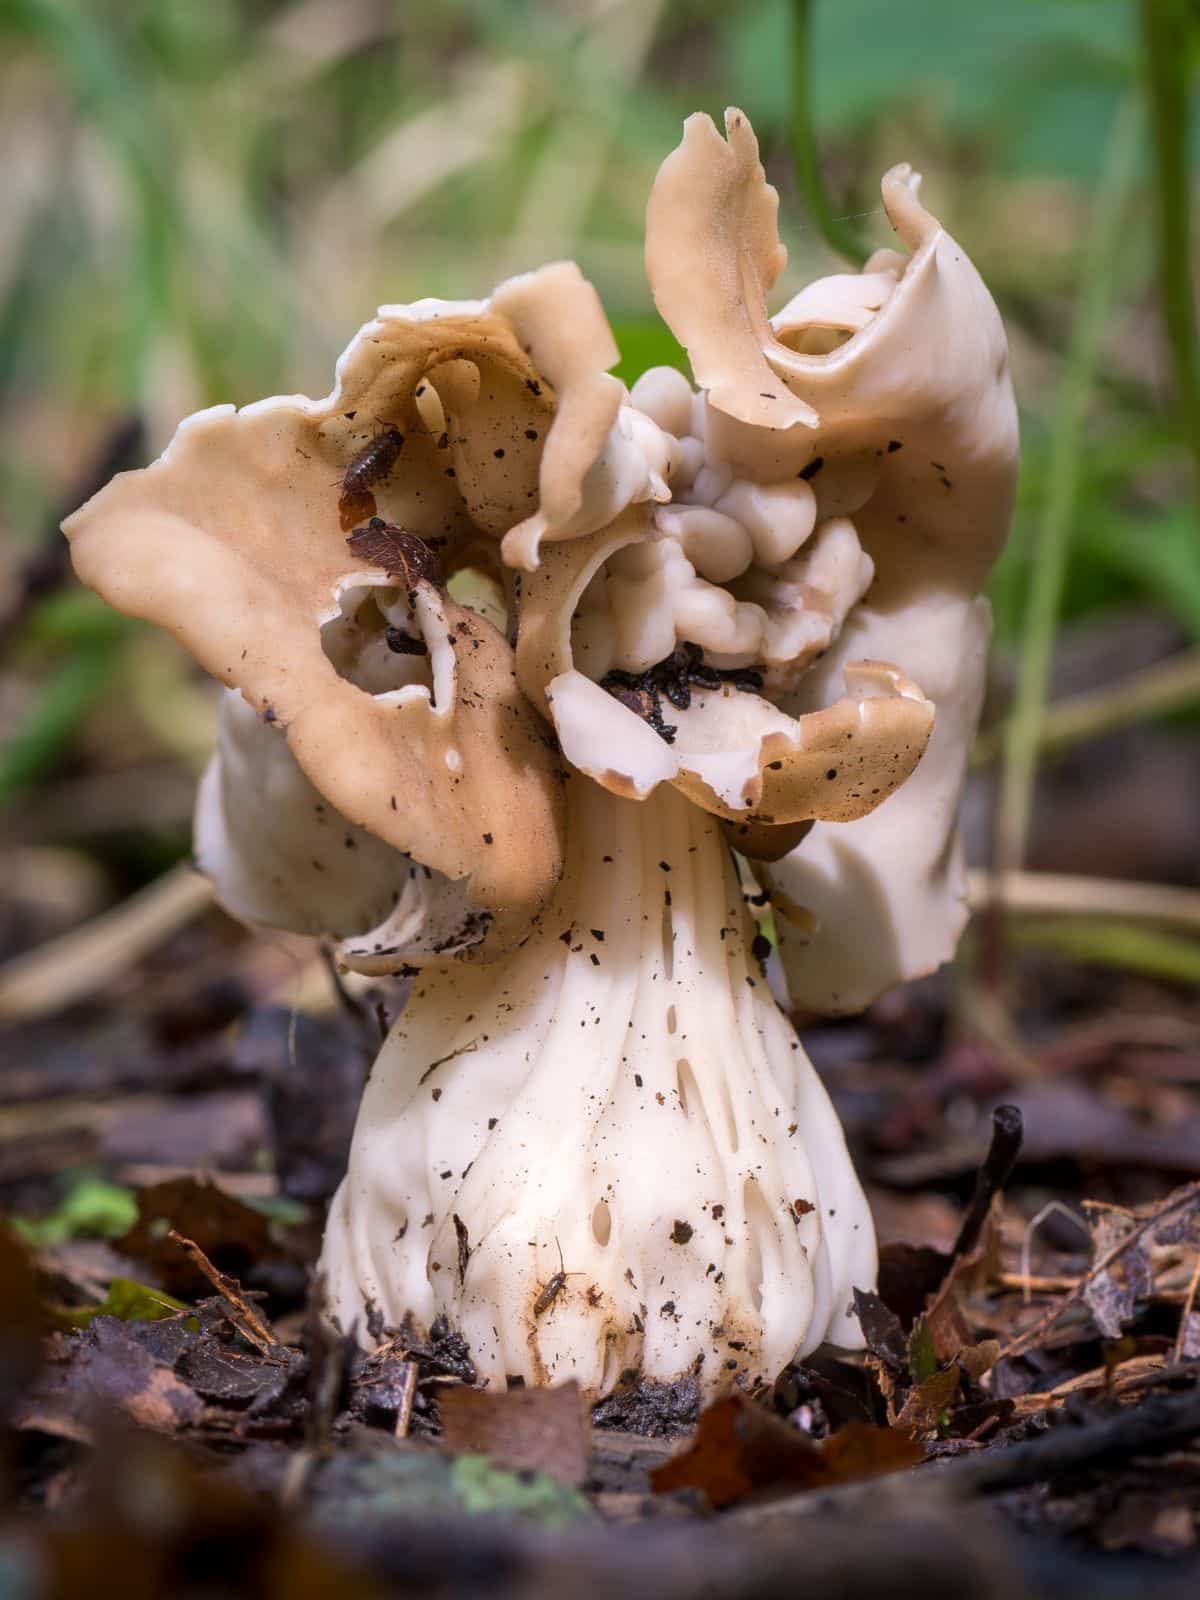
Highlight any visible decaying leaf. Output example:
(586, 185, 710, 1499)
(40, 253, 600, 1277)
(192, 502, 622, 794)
(876, 1241, 952, 1332)
(449, 1454, 594, 1525)
(650, 1392, 920, 1508)
(16, 1316, 204, 1435)
(438, 1379, 590, 1488)
(118, 1177, 278, 1297)
(1082, 1209, 1146, 1339)
(852, 1289, 908, 1372)
(346, 518, 443, 589)
(310, 1447, 593, 1532)
(893, 1366, 959, 1439)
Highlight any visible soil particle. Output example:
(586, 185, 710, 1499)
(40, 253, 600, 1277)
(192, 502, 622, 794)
(591, 1372, 702, 1438)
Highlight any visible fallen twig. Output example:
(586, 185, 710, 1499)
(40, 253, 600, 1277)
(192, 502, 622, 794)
(1173, 1250, 1200, 1364)
(0, 864, 214, 1022)
(394, 1359, 418, 1439)
(973, 645, 1200, 766)
(732, 1385, 1200, 1532)
(999, 1180, 1200, 1360)
(968, 869, 1200, 934)
(166, 1227, 277, 1354)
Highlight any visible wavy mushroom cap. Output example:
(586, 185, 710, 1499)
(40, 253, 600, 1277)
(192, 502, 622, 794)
(639, 108, 1017, 1009)
(63, 274, 627, 965)
(65, 109, 1015, 1008)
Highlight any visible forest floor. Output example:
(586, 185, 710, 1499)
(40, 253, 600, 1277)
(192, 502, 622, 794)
(0, 877, 1198, 1599)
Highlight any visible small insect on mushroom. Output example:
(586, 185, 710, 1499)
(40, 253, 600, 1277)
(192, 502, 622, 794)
(344, 424, 404, 499)
(533, 1237, 582, 1317)
(338, 423, 404, 529)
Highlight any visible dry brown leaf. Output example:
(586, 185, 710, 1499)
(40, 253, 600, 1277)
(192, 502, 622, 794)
(438, 1379, 590, 1488)
(959, 1339, 1001, 1382)
(118, 1177, 277, 1298)
(18, 1318, 203, 1436)
(894, 1366, 960, 1440)
(650, 1392, 920, 1508)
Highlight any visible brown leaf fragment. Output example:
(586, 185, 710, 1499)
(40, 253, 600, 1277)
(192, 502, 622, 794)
(957, 1339, 1001, 1383)
(876, 1242, 951, 1331)
(176, 1342, 300, 1411)
(347, 518, 443, 588)
(1082, 1209, 1147, 1339)
(439, 1379, 590, 1488)
(893, 1365, 959, 1440)
(852, 1289, 908, 1371)
(17, 1317, 203, 1436)
(166, 1229, 276, 1353)
(650, 1392, 919, 1509)
(118, 1176, 277, 1299)
(818, 1419, 925, 1482)
(1083, 1267, 1136, 1340)
(921, 1285, 974, 1366)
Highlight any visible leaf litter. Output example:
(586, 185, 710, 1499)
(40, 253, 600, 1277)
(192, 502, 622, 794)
(2, 915, 1200, 1591)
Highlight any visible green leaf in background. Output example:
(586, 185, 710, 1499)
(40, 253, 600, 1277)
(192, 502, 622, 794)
(12, 1176, 139, 1246)
(1010, 918, 1200, 984)
(54, 1276, 190, 1329)
(20, 589, 134, 649)
(907, 1316, 938, 1385)
(1082, 508, 1200, 638)
(0, 637, 124, 803)
(729, 0, 1136, 180)
(611, 319, 689, 388)
(310, 1448, 595, 1530)
(449, 1455, 594, 1527)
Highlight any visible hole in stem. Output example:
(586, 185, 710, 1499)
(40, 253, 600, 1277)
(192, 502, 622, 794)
(719, 1074, 740, 1153)
(661, 900, 675, 983)
(743, 1177, 771, 1316)
(676, 1057, 696, 1116)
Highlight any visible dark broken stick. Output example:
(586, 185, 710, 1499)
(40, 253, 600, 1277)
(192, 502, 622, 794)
(952, 1103, 1023, 1260)
(166, 1227, 277, 1353)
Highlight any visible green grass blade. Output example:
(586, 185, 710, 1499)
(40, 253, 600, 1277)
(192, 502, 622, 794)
(996, 92, 1143, 873)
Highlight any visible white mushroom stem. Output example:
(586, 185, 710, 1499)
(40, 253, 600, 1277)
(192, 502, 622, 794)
(320, 776, 875, 1400)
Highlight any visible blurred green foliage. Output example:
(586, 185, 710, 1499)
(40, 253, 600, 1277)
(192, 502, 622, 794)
(53, 1275, 190, 1328)
(732, 0, 1140, 180)
(12, 1173, 138, 1244)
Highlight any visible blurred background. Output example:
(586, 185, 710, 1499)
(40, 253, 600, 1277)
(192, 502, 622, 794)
(0, 0, 1196, 1250)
